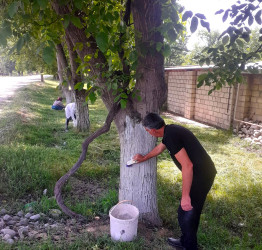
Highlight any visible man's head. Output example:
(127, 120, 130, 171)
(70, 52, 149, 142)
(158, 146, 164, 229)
(142, 113, 165, 137)
(57, 97, 63, 101)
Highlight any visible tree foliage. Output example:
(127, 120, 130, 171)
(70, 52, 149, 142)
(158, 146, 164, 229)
(192, 0, 262, 94)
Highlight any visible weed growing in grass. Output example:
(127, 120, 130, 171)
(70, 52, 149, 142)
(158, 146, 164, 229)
(33, 196, 60, 214)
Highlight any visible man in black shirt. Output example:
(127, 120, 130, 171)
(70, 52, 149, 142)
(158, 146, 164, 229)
(133, 113, 216, 250)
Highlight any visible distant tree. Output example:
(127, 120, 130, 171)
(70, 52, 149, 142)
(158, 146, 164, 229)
(165, 36, 189, 66)
(185, 30, 222, 65)
(0, 44, 15, 75)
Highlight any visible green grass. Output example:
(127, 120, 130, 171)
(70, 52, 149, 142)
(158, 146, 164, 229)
(0, 79, 261, 249)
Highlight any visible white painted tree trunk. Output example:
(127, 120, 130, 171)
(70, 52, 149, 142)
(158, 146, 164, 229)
(119, 116, 161, 225)
(74, 91, 90, 132)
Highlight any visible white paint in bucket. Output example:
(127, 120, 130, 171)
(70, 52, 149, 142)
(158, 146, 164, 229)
(109, 201, 139, 242)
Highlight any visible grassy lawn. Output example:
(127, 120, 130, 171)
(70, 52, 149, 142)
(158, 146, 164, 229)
(0, 79, 261, 249)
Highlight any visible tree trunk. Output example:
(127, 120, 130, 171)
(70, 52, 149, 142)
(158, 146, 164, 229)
(41, 73, 44, 82)
(65, 33, 90, 131)
(115, 0, 166, 226)
(117, 115, 161, 225)
(75, 90, 90, 132)
(56, 43, 74, 104)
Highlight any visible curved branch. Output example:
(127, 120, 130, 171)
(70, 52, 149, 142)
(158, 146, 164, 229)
(54, 103, 121, 220)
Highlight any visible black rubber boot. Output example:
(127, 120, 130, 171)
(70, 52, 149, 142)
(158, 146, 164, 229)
(177, 206, 199, 250)
(167, 238, 186, 249)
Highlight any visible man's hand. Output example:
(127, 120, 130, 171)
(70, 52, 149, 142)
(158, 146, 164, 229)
(181, 195, 193, 211)
(133, 154, 145, 163)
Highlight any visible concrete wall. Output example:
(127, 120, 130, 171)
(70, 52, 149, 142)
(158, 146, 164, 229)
(165, 67, 262, 129)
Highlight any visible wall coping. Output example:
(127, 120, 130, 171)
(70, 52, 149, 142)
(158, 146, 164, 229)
(164, 65, 212, 72)
(165, 61, 262, 74)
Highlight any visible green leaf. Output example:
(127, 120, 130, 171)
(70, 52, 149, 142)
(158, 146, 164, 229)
(198, 73, 207, 82)
(222, 35, 229, 45)
(74, 0, 83, 10)
(197, 80, 204, 88)
(120, 93, 128, 99)
(215, 9, 224, 15)
(156, 42, 163, 52)
(248, 14, 254, 26)
(114, 95, 121, 103)
(174, 23, 184, 33)
(190, 16, 198, 33)
(200, 20, 210, 32)
(88, 92, 97, 104)
(222, 10, 229, 22)
(242, 33, 250, 42)
(95, 32, 108, 53)
(42, 46, 55, 65)
(16, 36, 24, 52)
(182, 11, 193, 22)
(37, 0, 48, 9)
(0, 36, 7, 47)
(111, 81, 118, 90)
(255, 10, 262, 25)
(70, 16, 83, 29)
(208, 89, 213, 95)
(105, 12, 114, 22)
(195, 13, 206, 19)
(162, 44, 171, 57)
(114, 11, 119, 20)
(2, 22, 12, 38)
(63, 15, 70, 29)
(8, 1, 19, 18)
(120, 99, 127, 109)
(236, 38, 244, 48)
(32, 1, 40, 13)
(74, 82, 84, 90)
(167, 29, 177, 42)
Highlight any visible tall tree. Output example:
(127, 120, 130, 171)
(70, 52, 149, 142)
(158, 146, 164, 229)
(0, 0, 190, 225)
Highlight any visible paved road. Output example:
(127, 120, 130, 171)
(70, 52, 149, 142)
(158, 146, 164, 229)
(0, 75, 46, 103)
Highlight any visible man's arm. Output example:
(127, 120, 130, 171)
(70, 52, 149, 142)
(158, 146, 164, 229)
(133, 142, 166, 163)
(175, 147, 193, 211)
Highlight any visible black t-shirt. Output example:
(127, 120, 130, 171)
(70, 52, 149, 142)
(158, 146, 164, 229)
(162, 125, 216, 179)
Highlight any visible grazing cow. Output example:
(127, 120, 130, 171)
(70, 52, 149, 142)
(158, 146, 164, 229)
(65, 102, 77, 130)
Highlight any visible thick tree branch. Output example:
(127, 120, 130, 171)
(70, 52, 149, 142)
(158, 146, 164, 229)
(54, 103, 121, 220)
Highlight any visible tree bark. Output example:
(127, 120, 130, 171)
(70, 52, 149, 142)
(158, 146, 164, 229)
(118, 115, 161, 225)
(56, 43, 74, 104)
(65, 32, 90, 131)
(115, 0, 167, 226)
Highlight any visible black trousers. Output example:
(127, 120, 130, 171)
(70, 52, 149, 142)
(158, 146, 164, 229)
(177, 174, 216, 250)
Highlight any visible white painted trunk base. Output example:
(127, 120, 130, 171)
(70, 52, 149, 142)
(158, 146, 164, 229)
(119, 116, 161, 225)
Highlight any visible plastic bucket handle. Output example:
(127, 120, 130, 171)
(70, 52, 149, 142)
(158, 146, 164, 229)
(109, 200, 133, 215)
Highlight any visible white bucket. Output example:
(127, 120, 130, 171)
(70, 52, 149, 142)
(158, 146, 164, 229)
(109, 200, 139, 242)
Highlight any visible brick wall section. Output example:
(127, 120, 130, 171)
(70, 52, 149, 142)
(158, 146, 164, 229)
(248, 74, 262, 121)
(234, 76, 251, 121)
(167, 70, 196, 116)
(165, 67, 262, 130)
(194, 74, 234, 129)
